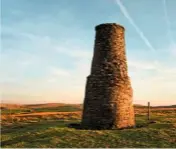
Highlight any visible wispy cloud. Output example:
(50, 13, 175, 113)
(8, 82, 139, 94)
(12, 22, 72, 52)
(128, 60, 156, 70)
(170, 44, 176, 56)
(163, 0, 175, 45)
(56, 47, 92, 59)
(129, 59, 176, 75)
(115, 0, 156, 52)
(50, 67, 71, 77)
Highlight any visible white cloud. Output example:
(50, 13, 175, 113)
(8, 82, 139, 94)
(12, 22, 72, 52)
(170, 44, 176, 56)
(20, 60, 34, 66)
(65, 50, 92, 59)
(49, 67, 70, 77)
(128, 58, 176, 75)
(128, 60, 156, 70)
(128, 58, 176, 106)
(55, 44, 92, 59)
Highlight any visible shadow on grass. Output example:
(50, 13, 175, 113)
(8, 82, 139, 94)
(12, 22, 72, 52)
(67, 121, 156, 130)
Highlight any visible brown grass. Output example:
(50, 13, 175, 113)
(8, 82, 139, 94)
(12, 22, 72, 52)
(0, 103, 82, 109)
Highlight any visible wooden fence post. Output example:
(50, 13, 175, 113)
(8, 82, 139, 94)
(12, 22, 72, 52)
(148, 102, 150, 121)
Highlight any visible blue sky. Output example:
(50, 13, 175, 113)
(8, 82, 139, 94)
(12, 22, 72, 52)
(1, 0, 176, 105)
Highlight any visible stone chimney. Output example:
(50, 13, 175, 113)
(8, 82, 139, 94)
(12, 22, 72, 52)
(82, 23, 135, 129)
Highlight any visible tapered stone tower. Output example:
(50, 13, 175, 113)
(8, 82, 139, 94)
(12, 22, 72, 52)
(82, 23, 135, 129)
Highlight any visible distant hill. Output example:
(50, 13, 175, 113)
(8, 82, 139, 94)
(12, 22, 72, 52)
(0, 103, 82, 110)
(0, 104, 23, 109)
(153, 105, 176, 108)
(134, 104, 147, 108)
(23, 103, 68, 108)
(0, 103, 175, 110)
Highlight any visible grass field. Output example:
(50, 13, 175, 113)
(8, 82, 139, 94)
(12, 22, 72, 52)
(1, 103, 176, 148)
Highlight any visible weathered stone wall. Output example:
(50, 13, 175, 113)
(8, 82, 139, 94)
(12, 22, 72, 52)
(82, 23, 135, 129)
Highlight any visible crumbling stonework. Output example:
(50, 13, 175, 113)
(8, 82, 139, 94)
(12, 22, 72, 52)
(82, 23, 135, 129)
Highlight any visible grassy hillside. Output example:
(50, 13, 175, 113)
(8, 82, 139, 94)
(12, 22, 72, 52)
(1, 104, 176, 148)
(1, 103, 82, 114)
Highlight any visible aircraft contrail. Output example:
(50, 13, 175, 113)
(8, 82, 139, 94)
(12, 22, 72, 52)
(163, 0, 175, 45)
(115, 0, 156, 52)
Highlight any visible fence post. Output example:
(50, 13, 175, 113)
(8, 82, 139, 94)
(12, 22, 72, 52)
(148, 102, 150, 121)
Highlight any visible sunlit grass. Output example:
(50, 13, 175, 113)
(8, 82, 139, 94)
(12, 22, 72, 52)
(1, 106, 176, 148)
